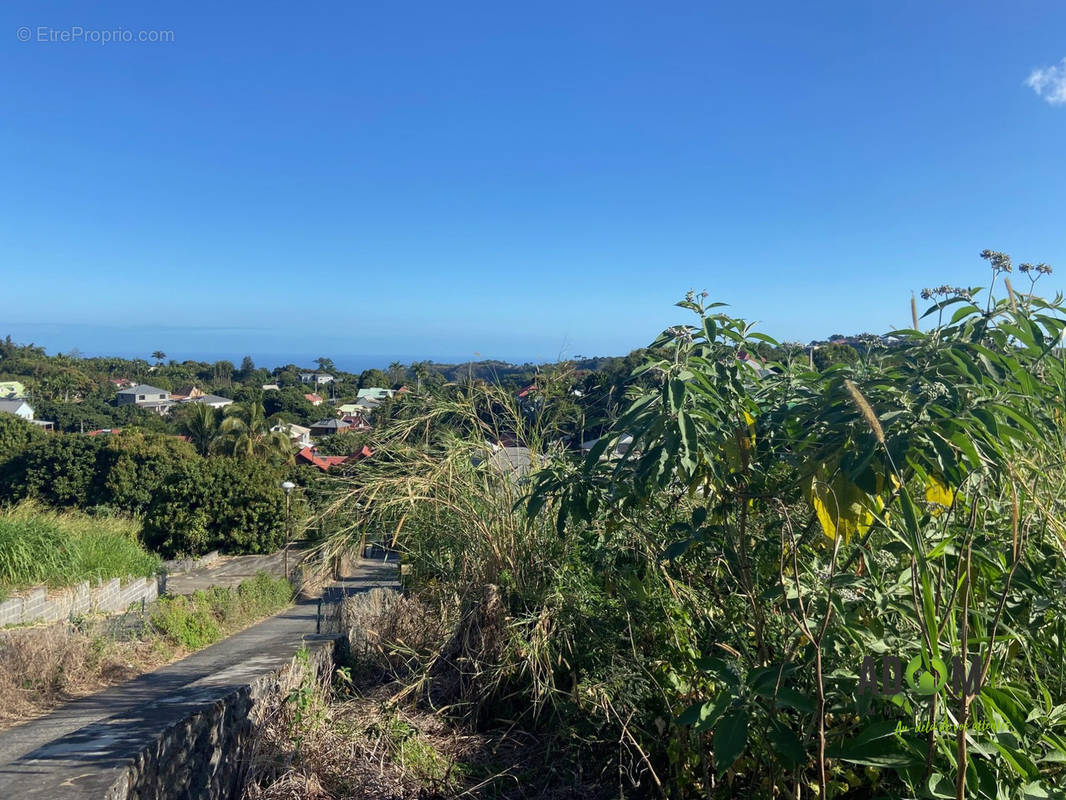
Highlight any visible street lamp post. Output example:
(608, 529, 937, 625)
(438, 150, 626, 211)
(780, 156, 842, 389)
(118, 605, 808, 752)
(281, 481, 295, 578)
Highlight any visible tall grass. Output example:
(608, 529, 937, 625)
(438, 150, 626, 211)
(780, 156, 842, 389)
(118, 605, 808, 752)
(0, 502, 160, 598)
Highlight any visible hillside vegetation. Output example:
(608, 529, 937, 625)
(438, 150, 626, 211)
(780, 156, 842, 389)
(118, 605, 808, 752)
(0, 503, 159, 600)
(306, 254, 1066, 799)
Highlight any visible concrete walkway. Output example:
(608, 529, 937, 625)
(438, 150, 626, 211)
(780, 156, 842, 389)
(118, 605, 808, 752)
(0, 559, 398, 799)
(162, 548, 304, 596)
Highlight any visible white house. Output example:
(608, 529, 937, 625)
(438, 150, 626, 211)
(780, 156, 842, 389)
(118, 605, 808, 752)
(186, 394, 234, 409)
(0, 399, 34, 420)
(300, 372, 334, 386)
(271, 422, 312, 448)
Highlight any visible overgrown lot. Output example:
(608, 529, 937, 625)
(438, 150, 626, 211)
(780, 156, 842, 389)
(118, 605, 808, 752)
(310, 256, 1066, 799)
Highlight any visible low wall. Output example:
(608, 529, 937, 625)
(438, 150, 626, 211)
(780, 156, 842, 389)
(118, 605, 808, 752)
(161, 550, 221, 575)
(109, 589, 390, 800)
(0, 574, 160, 627)
(108, 637, 338, 800)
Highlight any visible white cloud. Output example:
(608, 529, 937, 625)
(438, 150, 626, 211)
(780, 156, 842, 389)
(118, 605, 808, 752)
(1026, 57, 1066, 105)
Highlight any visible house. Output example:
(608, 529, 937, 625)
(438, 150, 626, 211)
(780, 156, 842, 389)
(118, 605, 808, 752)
(116, 384, 170, 406)
(115, 384, 174, 415)
(336, 402, 364, 417)
(0, 399, 34, 420)
(356, 387, 393, 402)
(305, 393, 324, 407)
(300, 372, 334, 386)
(272, 422, 312, 449)
(262, 383, 281, 392)
(309, 418, 351, 437)
(186, 394, 233, 409)
(109, 378, 134, 389)
(295, 444, 372, 472)
(737, 351, 774, 379)
(296, 446, 350, 472)
(0, 380, 27, 399)
(340, 415, 372, 431)
(171, 385, 206, 401)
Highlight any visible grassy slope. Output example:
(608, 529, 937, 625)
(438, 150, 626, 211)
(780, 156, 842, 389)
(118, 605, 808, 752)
(0, 502, 160, 601)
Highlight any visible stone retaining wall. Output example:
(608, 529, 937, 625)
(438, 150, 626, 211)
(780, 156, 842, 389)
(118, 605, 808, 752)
(0, 575, 160, 627)
(106, 637, 339, 800)
(103, 589, 392, 799)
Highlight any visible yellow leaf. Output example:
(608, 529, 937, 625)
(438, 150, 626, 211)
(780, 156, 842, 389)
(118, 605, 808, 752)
(805, 464, 875, 544)
(924, 474, 954, 515)
(723, 411, 756, 473)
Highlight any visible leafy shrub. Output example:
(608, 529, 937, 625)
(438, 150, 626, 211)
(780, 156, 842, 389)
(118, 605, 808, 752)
(141, 457, 286, 557)
(0, 414, 45, 466)
(150, 572, 291, 649)
(0, 432, 196, 514)
(150, 594, 222, 650)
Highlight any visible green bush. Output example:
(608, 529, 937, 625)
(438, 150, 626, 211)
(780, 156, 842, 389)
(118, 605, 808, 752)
(141, 457, 286, 557)
(151, 572, 291, 649)
(0, 431, 197, 515)
(150, 594, 222, 649)
(0, 414, 45, 466)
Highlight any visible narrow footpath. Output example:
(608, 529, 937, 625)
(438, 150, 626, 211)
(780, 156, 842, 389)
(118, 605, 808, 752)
(0, 558, 398, 799)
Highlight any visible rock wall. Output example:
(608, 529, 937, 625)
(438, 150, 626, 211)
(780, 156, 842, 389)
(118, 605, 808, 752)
(107, 637, 338, 800)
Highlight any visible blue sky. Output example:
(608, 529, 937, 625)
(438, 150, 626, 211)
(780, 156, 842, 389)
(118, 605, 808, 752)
(2, 1, 1065, 368)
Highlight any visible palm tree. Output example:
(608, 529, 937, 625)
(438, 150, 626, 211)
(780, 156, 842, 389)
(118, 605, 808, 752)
(151, 351, 167, 364)
(180, 403, 217, 456)
(387, 361, 406, 387)
(216, 401, 293, 461)
(412, 361, 431, 392)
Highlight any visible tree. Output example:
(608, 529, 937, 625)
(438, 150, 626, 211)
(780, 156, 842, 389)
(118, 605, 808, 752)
(811, 342, 859, 370)
(411, 361, 431, 392)
(141, 457, 286, 557)
(177, 402, 218, 456)
(359, 368, 389, 389)
(0, 414, 45, 465)
(238, 355, 256, 380)
(387, 361, 407, 387)
(216, 401, 293, 461)
(315, 357, 336, 374)
(151, 351, 167, 363)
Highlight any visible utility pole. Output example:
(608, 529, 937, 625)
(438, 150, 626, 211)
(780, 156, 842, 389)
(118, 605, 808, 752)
(281, 480, 295, 578)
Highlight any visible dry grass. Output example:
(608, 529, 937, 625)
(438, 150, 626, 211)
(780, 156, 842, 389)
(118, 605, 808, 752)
(245, 589, 613, 800)
(0, 574, 292, 730)
(244, 682, 610, 800)
(0, 620, 174, 729)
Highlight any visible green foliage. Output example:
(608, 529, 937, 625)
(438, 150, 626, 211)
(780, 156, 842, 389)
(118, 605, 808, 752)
(325, 254, 1066, 799)
(0, 414, 45, 464)
(0, 502, 159, 596)
(526, 263, 1066, 798)
(141, 457, 286, 557)
(216, 401, 293, 461)
(150, 571, 291, 649)
(0, 431, 197, 514)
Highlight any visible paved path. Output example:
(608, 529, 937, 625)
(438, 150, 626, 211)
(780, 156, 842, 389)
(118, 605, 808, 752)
(0, 559, 398, 798)
(163, 547, 307, 596)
